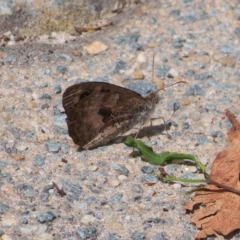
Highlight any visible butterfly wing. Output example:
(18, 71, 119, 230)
(62, 82, 147, 149)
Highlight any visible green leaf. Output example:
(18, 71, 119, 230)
(124, 136, 206, 172)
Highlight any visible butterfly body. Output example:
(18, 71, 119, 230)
(62, 82, 158, 150)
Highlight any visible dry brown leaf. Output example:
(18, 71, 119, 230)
(184, 110, 240, 239)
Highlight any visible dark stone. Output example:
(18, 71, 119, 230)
(185, 69, 195, 76)
(185, 85, 205, 96)
(0, 202, 9, 214)
(54, 85, 62, 94)
(65, 182, 81, 194)
(110, 164, 129, 176)
(40, 93, 52, 100)
(110, 193, 123, 203)
(143, 218, 165, 224)
(76, 227, 97, 239)
(54, 125, 68, 134)
(34, 154, 45, 166)
(139, 175, 158, 183)
(131, 231, 146, 240)
(56, 65, 68, 74)
(37, 211, 56, 223)
(45, 141, 61, 153)
(182, 122, 189, 129)
(10, 127, 20, 139)
(141, 166, 154, 174)
(132, 184, 143, 193)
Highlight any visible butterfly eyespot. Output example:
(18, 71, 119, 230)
(80, 91, 91, 99)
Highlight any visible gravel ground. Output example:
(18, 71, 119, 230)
(0, 0, 240, 239)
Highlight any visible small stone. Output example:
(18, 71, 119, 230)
(184, 166, 197, 173)
(10, 128, 20, 139)
(118, 175, 128, 181)
(182, 122, 189, 129)
(83, 41, 108, 55)
(45, 141, 61, 153)
(37, 211, 56, 223)
(55, 53, 73, 62)
(185, 69, 195, 76)
(54, 85, 62, 94)
(167, 68, 179, 78)
(153, 77, 164, 90)
(34, 154, 45, 166)
(88, 165, 98, 171)
(139, 174, 158, 183)
(0, 202, 9, 214)
(136, 52, 147, 63)
(191, 112, 201, 121)
(141, 166, 154, 174)
(76, 227, 97, 239)
(185, 85, 205, 96)
(108, 177, 120, 187)
(110, 193, 123, 203)
(80, 215, 97, 225)
(56, 65, 68, 74)
(235, 27, 240, 36)
(131, 231, 146, 240)
(110, 164, 129, 176)
(16, 144, 28, 151)
(40, 93, 52, 100)
(65, 182, 81, 194)
(131, 71, 144, 80)
(180, 99, 190, 106)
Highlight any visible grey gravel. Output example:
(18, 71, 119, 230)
(37, 211, 56, 223)
(45, 141, 61, 153)
(34, 154, 45, 166)
(110, 163, 129, 176)
(0, 202, 9, 214)
(76, 227, 97, 239)
(141, 166, 154, 174)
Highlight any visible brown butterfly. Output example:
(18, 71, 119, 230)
(62, 81, 159, 150)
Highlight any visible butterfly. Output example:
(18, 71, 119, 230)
(62, 81, 159, 150)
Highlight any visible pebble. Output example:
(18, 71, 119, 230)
(139, 175, 158, 183)
(45, 141, 61, 153)
(185, 85, 205, 96)
(76, 227, 97, 239)
(110, 164, 129, 176)
(131, 231, 146, 240)
(80, 215, 97, 225)
(37, 211, 56, 223)
(54, 53, 73, 62)
(110, 193, 123, 203)
(118, 175, 128, 181)
(34, 154, 45, 166)
(0, 202, 9, 214)
(56, 65, 68, 74)
(88, 165, 98, 171)
(83, 41, 108, 55)
(131, 71, 144, 80)
(167, 68, 179, 78)
(108, 177, 120, 187)
(141, 166, 154, 174)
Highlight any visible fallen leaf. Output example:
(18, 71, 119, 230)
(184, 110, 240, 239)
